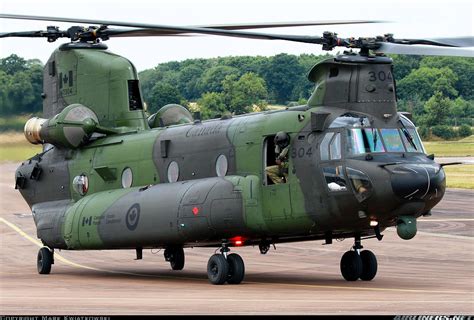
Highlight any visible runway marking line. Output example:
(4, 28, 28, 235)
(418, 219, 474, 222)
(0, 296, 471, 304)
(1, 216, 471, 295)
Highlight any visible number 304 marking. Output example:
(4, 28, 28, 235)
(368, 71, 393, 82)
(291, 147, 313, 158)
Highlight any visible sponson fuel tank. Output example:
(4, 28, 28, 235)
(47, 176, 254, 250)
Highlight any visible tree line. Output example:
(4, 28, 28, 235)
(0, 55, 43, 115)
(1, 53, 473, 137)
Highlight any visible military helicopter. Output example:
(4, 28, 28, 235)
(1, 13, 473, 285)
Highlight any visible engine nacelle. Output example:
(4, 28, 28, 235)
(24, 104, 98, 149)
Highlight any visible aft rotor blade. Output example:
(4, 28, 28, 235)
(105, 20, 383, 38)
(0, 26, 70, 42)
(375, 42, 474, 57)
(0, 31, 41, 38)
(0, 13, 383, 30)
(202, 20, 384, 29)
(0, 13, 344, 44)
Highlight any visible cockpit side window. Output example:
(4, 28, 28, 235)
(400, 129, 418, 152)
(329, 133, 341, 160)
(323, 166, 347, 192)
(407, 128, 424, 152)
(398, 114, 425, 153)
(320, 132, 334, 161)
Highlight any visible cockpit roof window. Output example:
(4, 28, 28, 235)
(329, 113, 370, 128)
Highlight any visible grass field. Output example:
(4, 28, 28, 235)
(443, 165, 474, 189)
(0, 115, 35, 132)
(424, 135, 474, 157)
(0, 132, 41, 162)
(0, 132, 472, 188)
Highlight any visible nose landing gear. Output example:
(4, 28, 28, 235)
(207, 242, 245, 285)
(340, 236, 378, 281)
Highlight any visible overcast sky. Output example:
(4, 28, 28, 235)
(1, 0, 473, 71)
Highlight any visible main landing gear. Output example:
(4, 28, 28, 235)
(340, 236, 377, 281)
(164, 246, 185, 270)
(37, 247, 54, 274)
(207, 242, 245, 285)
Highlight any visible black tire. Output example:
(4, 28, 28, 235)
(207, 254, 229, 285)
(360, 250, 377, 281)
(227, 253, 245, 284)
(37, 247, 53, 274)
(170, 247, 185, 271)
(340, 250, 362, 281)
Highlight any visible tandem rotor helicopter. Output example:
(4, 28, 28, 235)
(1, 13, 473, 285)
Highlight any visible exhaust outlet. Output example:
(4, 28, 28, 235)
(24, 117, 47, 145)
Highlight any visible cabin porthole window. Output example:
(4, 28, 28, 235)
(215, 154, 228, 177)
(121, 167, 133, 188)
(72, 174, 89, 196)
(307, 132, 317, 144)
(167, 161, 179, 183)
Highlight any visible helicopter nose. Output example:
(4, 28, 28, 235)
(390, 164, 446, 201)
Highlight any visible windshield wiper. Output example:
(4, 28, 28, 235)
(372, 128, 378, 151)
(398, 119, 417, 151)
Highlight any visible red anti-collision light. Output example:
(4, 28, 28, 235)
(230, 236, 244, 246)
(192, 207, 199, 215)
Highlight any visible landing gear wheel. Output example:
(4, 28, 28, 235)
(207, 254, 229, 285)
(259, 241, 270, 254)
(164, 247, 185, 270)
(226, 253, 245, 284)
(37, 247, 53, 274)
(360, 250, 377, 281)
(340, 250, 362, 281)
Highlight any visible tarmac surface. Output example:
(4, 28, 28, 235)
(0, 162, 473, 315)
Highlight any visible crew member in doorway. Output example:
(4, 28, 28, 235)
(266, 131, 290, 184)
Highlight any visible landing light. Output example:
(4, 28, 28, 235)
(370, 220, 379, 227)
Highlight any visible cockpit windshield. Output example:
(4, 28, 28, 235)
(328, 113, 425, 157)
(347, 128, 385, 155)
(347, 127, 424, 156)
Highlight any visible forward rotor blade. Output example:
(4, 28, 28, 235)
(392, 36, 474, 47)
(429, 36, 474, 47)
(375, 42, 474, 57)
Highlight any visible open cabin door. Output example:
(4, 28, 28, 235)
(261, 135, 292, 228)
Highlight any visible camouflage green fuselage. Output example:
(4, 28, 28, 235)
(15, 46, 446, 250)
(19, 108, 325, 249)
